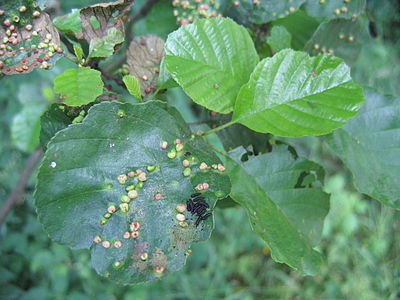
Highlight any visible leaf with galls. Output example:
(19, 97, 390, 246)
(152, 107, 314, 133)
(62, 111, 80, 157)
(34, 101, 230, 284)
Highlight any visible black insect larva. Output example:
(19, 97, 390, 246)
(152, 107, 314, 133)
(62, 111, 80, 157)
(191, 192, 201, 198)
(201, 213, 212, 220)
(193, 196, 205, 202)
(193, 206, 207, 216)
(186, 199, 194, 212)
(194, 201, 209, 208)
(195, 216, 202, 227)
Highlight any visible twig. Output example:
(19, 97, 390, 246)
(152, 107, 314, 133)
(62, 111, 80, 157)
(0, 148, 43, 227)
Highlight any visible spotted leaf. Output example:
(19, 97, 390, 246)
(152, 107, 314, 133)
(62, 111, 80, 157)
(0, 0, 63, 75)
(304, 0, 366, 21)
(34, 101, 231, 284)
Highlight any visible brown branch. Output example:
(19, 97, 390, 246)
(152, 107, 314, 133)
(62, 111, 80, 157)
(0, 148, 43, 227)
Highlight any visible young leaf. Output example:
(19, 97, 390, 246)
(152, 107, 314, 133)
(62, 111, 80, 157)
(267, 26, 292, 52)
(126, 34, 165, 94)
(53, 9, 82, 35)
(54, 67, 104, 106)
(164, 17, 259, 113)
(0, 1, 62, 75)
(122, 75, 142, 100)
(226, 146, 329, 275)
(233, 49, 364, 137)
(325, 89, 400, 209)
(304, 0, 366, 21)
(34, 101, 231, 284)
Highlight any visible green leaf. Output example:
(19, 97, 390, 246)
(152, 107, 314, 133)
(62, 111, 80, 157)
(122, 75, 143, 100)
(53, 9, 82, 34)
(232, 49, 364, 137)
(164, 17, 259, 113)
(325, 89, 400, 209)
(304, 18, 363, 66)
(89, 28, 124, 58)
(39, 104, 72, 149)
(11, 82, 49, 152)
(73, 44, 84, 61)
(272, 10, 319, 50)
(267, 26, 292, 52)
(225, 0, 305, 25)
(226, 145, 329, 274)
(34, 101, 231, 284)
(304, 0, 366, 21)
(126, 34, 165, 94)
(54, 67, 104, 106)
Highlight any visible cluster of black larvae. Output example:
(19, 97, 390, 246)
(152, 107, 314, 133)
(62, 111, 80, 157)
(187, 193, 212, 227)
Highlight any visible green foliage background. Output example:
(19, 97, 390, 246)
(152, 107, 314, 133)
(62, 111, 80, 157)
(1, 0, 399, 299)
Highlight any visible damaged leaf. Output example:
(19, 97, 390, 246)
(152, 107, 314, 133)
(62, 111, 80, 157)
(126, 34, 165, 94)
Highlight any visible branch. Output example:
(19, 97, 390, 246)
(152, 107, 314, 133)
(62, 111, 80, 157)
(125, 0, 161, 46)
(0, 148, 43, 227)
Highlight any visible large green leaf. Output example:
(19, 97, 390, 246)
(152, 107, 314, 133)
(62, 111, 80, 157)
(34, 101, 231, 284)
(226, 145, 329, 274)
(232, 49, 364, 137)
(164, 17, 259, 114)
(54, 67, 104, 106)
(304, 0, 366, 21)
(325, 89, 400, 209)
(267, 26, 292, 52)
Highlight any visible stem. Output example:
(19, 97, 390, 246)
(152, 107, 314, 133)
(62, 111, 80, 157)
(200, 120, 236, 136)
(0, 148, 43, 227)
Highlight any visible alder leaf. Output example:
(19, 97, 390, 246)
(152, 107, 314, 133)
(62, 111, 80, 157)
(34, 101, 231, 284)
(0, 1, 63, 75)
(54, 67, 104, 106)
(304, 0, 366, 21)
(122, 75, 142, 100)
(226, 145, 329, 275)
(164, 17, 259, 113)
(233, 49, 364, 136)
(325, 89, 400, 209)
(126, 34, 165, 94)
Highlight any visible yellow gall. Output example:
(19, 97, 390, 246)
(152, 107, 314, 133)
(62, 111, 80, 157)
(32, 11, 41, 17)
(179, 221, 188, 228)
(114, 240, 122, 248)
(93, 235, 102, 243)
(119, 203, 129, 212)
(182, 159, 190, 167)
(128, 190, 138, 199)
(199, 162, 208, 170)
(138, 172, 147, 182)
(217, 164, 225, 172)
(131, 231, 139, 238)
(176, 213, 186, 221)
(202, 182, 210, 190)
(107, 205, 116, 213)
(161, 141, 168, 149)
(140, 252, 148, 260)
(19, 6, 27, 12)
(123, 231, 131, 239)
(154, 266, 165, 274)
(341, 6, 348, 12)
(117, 174, 127, 184)
(348, 35, 354, 42)
(102, 241, 111, 248)
(176, 204, 186, 213)
(176, 143, 184, 152)
(334, 8, 340, 15)
(130, 222, 140, 231)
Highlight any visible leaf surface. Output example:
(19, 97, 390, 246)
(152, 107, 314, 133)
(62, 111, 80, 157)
(325, 89, 400, 209)
(164, 17, 259, 113)
(226, 145, 329, 274)
(233, 49, 364, 136)
(35, 101, 231, 284)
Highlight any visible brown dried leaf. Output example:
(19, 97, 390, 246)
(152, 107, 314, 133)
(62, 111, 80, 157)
(80, 0, 134, 43)
(126, 34, 165, 93)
